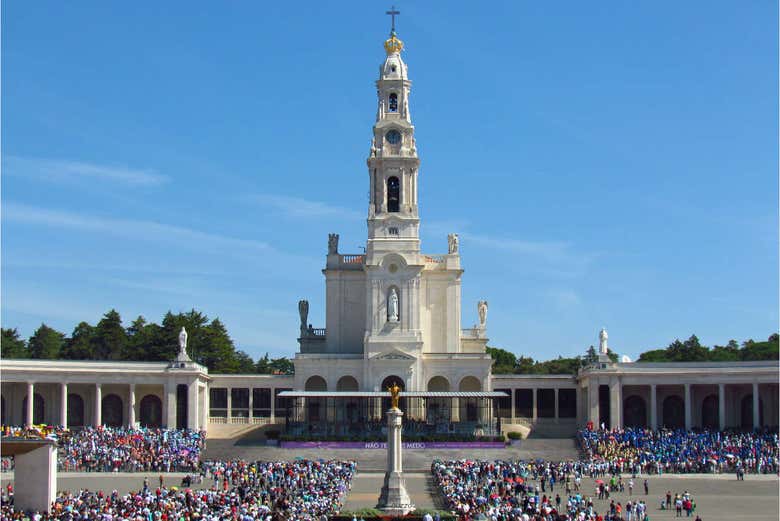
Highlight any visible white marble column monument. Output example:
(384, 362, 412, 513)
(377, 388, 414, 515)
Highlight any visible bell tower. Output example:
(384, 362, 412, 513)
(366, 28, 420, 261)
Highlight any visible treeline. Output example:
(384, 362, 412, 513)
(636, 334, 779, 362)
(0, 309, 294, 375)
(487, 346, 616, 375)
(488, 333, 779, 375)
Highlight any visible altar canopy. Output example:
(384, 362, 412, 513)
(278, 391, 508, 439)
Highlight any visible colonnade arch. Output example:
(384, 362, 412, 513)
(701, 395, 719, 429)
(335, 376, 359, 424)
(67, 394, 85, 427)
(304, 376, 327, 423)
(459, 375, 481, 422)
(623, 395, 647, 428)
(662, 395, 684, 429)
(427, 376, 450, 423)
(101, 394, 124, 427)
(139, 395, 163, 427)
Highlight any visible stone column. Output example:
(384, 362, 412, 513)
(60, 383, 68, 429)
(94, 384, 102, 427)
(511, 389, 516, 424)
(163, 382, 176, 428)
(26, 382, 35, 426)
(588, 381, 599, 426)
(752, 382, 760, 429)
(270, 388, 276, 422)
(684, 384, 692, 430)
(451, 398, 460, 422)
(188, 381, 199, 430)
(227, 387, 233, 422)
(650, 384, 658, 430)
(554, 388, 560, 423)
(718, 383, 726, 430)
(609, 378, 622, 429)
(532, 388, 538, 422)
(377, 407, 414, 515)
(13, 443, 57, 513)
(248, 387, 254, 421)
(128, 384, 136, 428)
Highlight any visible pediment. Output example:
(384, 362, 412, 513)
(371, 349, 415, 361)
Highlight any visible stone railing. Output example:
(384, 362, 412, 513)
(425, 255, 446, 263)
(461, 327, 486, 339)
(341, 254, 365, 264)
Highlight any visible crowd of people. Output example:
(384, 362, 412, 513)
(0, 459, 355, 521)
(432, 459, 633, 521)
(1, 425, 205, 472)
(577, 428, 779, 475)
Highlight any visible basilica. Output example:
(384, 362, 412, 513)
(1, 28, 777, 439)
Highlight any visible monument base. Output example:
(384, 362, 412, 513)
(377, 470, 415, 515)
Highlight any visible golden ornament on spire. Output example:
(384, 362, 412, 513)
(384, 31, 404, 55)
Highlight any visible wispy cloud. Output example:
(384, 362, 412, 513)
(246, 193, 362, 220)
(3, 202, 277, 255)
(4, 156, 168, 186)
(460, 232, 572, 260)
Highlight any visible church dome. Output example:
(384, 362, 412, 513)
(384, 31, 404, 55)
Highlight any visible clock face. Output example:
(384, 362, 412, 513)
(386, 130, 401, 145)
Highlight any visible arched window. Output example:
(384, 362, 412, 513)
(387, 176, 400, 212)
(388, 93, 398, 112)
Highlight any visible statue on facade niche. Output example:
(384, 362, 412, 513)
(388, 287, 399, 323)
(328, 233, 339, 255)
(599, 327, 609, 355)
(298, 300, 309, 335)
(447, 233, 459, 254)
(388, 382, 401, 410)
(478, 300, 488, 329)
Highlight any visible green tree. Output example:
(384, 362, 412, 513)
(584, 345, 598, 366)
(740, 334, 779, 361)
(514, 356, 538, 374)
(233, 350, 255, 373)
(255, 353, 271, 374)
(61, 322, 95, 359)
(269, 357, 294, 375)
(1, 328, 28, 358)
(198, 318, 238, 372)
(28, 324, 65, 359)
(486, 346, 517, 374)
(92, 310, 128, 360)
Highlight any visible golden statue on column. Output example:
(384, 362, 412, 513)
(388, 382, 401, 410)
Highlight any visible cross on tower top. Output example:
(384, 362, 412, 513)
(386, 5, 400, 34)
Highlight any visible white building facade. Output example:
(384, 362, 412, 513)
(293, 30, 493, 404)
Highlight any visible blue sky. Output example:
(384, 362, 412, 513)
(2, 1, 777, 361)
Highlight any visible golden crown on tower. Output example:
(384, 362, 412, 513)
(384, 31, 404, 55)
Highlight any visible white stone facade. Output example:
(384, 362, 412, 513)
(294, 31, 493, 401)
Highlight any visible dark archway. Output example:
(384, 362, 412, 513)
(139, 395, 162, 427)
(662, 395, 685, 429)
(67, 394, 85, 427)
(381, 375, 405, 412)
(22, 393, 45, 425)
(623, 395, 647, 428)
(701, 395, 719, 429)
(101, 394, 123, 427)
(740, 394, 765, 429)
(387, 176, 400, 212)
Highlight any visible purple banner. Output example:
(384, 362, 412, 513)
(280, 441, 505, 449)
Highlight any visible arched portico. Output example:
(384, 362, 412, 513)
(139, 395, 163, 427)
